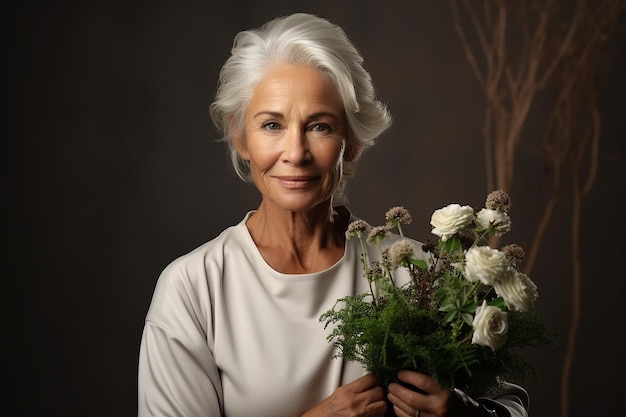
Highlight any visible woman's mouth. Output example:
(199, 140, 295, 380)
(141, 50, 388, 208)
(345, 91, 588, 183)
(275, 176, 318, 189)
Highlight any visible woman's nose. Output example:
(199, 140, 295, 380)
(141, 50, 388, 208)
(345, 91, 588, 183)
(282, 128, 311, 165)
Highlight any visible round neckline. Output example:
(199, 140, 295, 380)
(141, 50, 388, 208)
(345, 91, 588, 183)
(239, 208, 354, 278)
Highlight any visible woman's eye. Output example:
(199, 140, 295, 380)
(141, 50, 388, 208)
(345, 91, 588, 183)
(310, 123, 331, 132)
(262, 122, 280, 130)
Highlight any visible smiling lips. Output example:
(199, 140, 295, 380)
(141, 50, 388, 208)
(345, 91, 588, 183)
(275, 175, 319, 189)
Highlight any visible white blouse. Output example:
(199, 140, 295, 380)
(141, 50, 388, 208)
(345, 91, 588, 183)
(138, 211, 529, 417)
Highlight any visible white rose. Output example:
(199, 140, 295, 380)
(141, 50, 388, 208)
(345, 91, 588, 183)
(475, 208, 511, 236)
(463, 246, 508, 285)
(430, 204, 475, 242)
(472, 300, 508, 350)
(494, 269, 538, 312)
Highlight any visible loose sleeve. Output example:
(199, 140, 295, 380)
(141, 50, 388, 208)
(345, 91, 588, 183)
(137, 262, 222, 417)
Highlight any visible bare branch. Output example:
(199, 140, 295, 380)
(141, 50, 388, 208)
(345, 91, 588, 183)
(450, 0, 486, 87)
(451, 3, 624, 415)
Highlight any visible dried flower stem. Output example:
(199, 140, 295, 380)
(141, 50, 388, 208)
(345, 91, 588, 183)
(450, 1, 623, 416)
(358, 238, 379, 307)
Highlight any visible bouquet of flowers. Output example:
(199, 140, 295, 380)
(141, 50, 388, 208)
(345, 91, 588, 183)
(320, 190, 554, 397)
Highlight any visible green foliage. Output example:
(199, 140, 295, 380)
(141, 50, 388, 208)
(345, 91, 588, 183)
(321, 195, 556, 397)
(321, 283, 555, 396)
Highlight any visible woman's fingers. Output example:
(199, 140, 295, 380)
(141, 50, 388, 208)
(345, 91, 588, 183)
(387, 371, 454, 417)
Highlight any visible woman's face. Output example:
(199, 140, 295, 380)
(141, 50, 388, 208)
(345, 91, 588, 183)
(235, 64, 348, 214)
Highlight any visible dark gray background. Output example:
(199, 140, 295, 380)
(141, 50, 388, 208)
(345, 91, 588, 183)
(8, 1, 625, 416)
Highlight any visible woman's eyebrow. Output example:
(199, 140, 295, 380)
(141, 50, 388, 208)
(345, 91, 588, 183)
(306, 111, 342, 121)
(252, 111, 342, 121)
(252, 110, 283, 119)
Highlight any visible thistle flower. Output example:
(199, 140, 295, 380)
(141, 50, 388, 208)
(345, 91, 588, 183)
(365, 260, 385, 284)
(367, 225, 390, 245)
(485, 190, 511, 212)
(388, 239, 416, 270)
(385, 206, 412, 235)
(346, 219, 370, 239)
(502, 244, 526, 268)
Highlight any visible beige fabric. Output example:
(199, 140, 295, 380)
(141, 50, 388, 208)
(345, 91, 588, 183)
(138, 211, 528, 417)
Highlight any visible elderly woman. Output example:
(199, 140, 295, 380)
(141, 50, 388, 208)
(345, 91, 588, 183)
(138, 13, 529, 417)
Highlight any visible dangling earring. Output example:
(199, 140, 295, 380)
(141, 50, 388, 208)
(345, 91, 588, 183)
(328, 139, 346, 222)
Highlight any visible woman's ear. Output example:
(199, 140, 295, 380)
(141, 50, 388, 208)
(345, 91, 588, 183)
(229, 115, 249, 160)
(232, 131, 250, 160)
(343, 141, 362, 163)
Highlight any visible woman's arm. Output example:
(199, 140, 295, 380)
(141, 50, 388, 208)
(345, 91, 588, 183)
(138, 320, 222, 417)
(138, 263, 221, 417)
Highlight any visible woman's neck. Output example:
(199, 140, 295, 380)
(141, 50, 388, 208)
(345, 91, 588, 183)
(246, 202, 350, 274)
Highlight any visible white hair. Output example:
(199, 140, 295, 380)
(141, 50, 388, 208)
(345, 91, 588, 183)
(209, 13, 392, 199)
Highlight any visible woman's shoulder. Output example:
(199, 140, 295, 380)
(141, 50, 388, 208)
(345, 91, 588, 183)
(149, 212, 254, 298)
(166, 212, 253, 271)
(143, 212, 256, 329)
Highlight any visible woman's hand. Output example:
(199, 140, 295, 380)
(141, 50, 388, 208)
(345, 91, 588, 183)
(303, 373, 388, 417)
(386, 371, 478, 417)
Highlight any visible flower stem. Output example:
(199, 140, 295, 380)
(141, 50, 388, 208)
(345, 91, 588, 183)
(359, 237, 379, 307)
